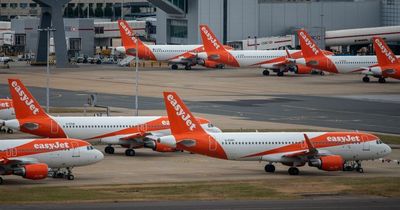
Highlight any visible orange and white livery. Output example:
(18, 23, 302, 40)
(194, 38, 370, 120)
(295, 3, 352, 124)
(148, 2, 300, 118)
(116, 20, 228, 70)
(0, 98, 14, 120)
(0, 138, 103, 184)
(158, 92, 391, 175)
(0, 98, 14, 134)
(198, 24, 334, 76)
(293, 29, 400, 83)
(363, 37, 400, 83)
(4, 79, 221, 156)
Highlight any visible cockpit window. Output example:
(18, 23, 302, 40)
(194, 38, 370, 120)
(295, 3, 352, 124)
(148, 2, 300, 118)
(86, 146, 95, 150)
(208, 123, 214, 128)
(376, 140, 383, 144)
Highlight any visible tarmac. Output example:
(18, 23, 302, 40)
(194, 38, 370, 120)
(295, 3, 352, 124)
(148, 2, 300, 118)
(0, 63, 400, 206)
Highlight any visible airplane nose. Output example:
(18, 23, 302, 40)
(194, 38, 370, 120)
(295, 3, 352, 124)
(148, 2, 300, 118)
(385, 144, 392, 155)
(94, 149, 104, 162)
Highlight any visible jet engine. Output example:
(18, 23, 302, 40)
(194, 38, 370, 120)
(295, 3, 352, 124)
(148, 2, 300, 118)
(13, 163, 48, 180)
(144, 140, 177, 152)
(293, 65, 312, 74)
(308, 155, 344, 171)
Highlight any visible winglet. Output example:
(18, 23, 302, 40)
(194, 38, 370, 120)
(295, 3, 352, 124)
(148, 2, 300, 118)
(8, 79, 49, 119)
(163, 92, 206, 135)
(199, 24, 226, 54)
(373, 37, 399, 67)
(297, 29, 324, 59)
(303, 134, 317, 153)
(117, 19, 143, 47)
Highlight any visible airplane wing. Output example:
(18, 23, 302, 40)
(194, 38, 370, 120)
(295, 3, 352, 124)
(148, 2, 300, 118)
(282, 134, 318, 158)
(119, 132, 151, 141)
(0, 157, 39, 166)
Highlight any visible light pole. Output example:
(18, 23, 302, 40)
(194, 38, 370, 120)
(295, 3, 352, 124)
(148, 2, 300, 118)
(135, 33, 139, 116)
(38, 27, 56, 113)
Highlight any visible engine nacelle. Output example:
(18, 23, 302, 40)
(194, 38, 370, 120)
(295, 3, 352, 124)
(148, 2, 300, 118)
(293, 65, 312, 74)
(308, 155, 344, 171)
(202, 60, 224, 69)
(144, 140, 177, 152)
(13, 163, 48, 180)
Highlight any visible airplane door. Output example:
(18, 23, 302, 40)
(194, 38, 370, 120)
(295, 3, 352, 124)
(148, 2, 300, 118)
(362, 135, 370, 151)
(72, 142, 80, 157)
(51, 120, 59, 134)
(6, 148, 17, 157)
(209, 136, 217, 151)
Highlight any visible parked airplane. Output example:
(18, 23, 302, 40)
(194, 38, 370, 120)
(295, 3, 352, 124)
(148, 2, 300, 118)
(0, 138, 103, 184)
(363, 37, 400, 83)
(3, 79, 221, 156)
(292, 29, 400, 83)
(0, 99, 14, 133)
(158, 92, 391, 175)
(116, 20, 227, 70)
(198, 24, 335, 76)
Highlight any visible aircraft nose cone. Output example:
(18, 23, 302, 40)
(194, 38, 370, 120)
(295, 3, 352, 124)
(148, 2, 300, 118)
(94, 149, 104, 162)
(385, 145, 392, 156)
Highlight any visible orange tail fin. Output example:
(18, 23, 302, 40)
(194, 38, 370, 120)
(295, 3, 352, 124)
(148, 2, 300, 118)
(373, 37, 399, 66)
(117, 19, 143, 48)
(297, 29, 324, 59)
(199, 24, 226, 54)
(163, 92, 206, 135)
(8, 79, 49, 119)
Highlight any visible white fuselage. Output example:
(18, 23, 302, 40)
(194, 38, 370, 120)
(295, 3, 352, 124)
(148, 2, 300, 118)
(209, 132, 390, 162)
(5, 116, 220, 146)
(0, 139, 103, 168)
(0, 107, 14, 120)
(296, 55, 400, 74)
(198, 50, 299, 68)
(147, 44, 201, 62)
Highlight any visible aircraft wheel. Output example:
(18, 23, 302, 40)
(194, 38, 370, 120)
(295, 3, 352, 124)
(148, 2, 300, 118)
(264, 164, 275, 173)
(356, 167, 364, 173)
(320, 71, 325, 76)
(288, 167, 299, 175)
(125, 149, 136, 156)
(217, 64, 225, 69)
(67, 174, 75, 180)
(362, 76, 370, 83)
(343, 165, 354, 171)
(185, 65, 192, 70)
(104, 146, 114, 154)
(262, 70, 270, 76)
(6, 129, 13, 134)
(171, 64, 178, 70)
(0, 177, 3, 185)
(378, 77, 386, 83)
(277, 72, 284, 77)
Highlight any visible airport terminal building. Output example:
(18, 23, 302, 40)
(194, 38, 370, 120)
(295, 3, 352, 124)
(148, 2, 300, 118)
(153, 0, 400, 46)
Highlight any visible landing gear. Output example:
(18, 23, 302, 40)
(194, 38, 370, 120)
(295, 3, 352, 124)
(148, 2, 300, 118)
(362, 76, 370, 83)
(378, 77, 386, 83)
(66, 168, 74, 180)
(0, 177, 3, 185)
(216, 64, 225, 69)
(262, 70, 270, 76)
(125, 149, 136, 156)
(288, 167, 299, 175)
(6, 129, 13, 134)
(104, 146, 115, 154)
(277, 71, 284, 77)
(320, 71, 325, 76)
(171, 64, 178, 70)
(355, 161, 364, 173)
(264, 164, 275, 173)
(51, 168, 75, 180)
(184, 65, 192, 70)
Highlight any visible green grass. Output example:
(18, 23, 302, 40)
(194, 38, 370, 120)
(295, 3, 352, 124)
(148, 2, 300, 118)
(1, 178, 399, 204)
